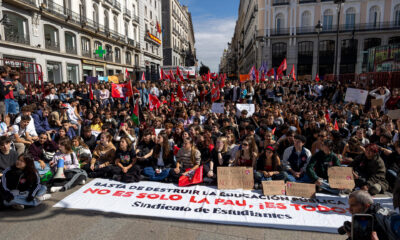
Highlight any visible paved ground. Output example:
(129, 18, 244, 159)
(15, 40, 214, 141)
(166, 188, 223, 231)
(0, 182, 342, 240)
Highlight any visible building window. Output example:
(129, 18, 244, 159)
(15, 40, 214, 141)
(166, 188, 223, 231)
(323, 9, 333, 31)
(340, 39, 358, 74)
(297, 41, 313, 76)
(67, 64, 79, 83)
(345, 8, 356, 30)
(272, 42, 287, 68)
(104, 10, 109, 30)
(47, 61, 62, 83)
(389, 36, 400, 45)
(369, 6, 380, 28)
(113, 15, 118, 32)
(3, 12, 29, 45)
(124, 21, 128, 36)
(395, 5, 400, 26)
(65, 32, 77, 54)
(150, 11, 152, 20)
(126, 51, 132, 65)
(275, 13, 284, 33)
(363, 38, 381, 72)
(44, 25, 60, 51)
(115, 48, 121, 63)
(135, 54, 139, 66)
(105, 45, 113, 61)
(81, 37, 91, 57)
(79, 0, 86, 20)
(319, 40, 335, 76)
(93, 4, 99, 26)
(301, 11, 311, 27)
(133, 25, 137, 41)
(94, 41, 102, 59)
(145, 6, 147, 16)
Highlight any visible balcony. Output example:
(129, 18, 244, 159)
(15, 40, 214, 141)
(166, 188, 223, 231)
(173, 27, 179, 35)
(272, 0, 290, 6)
(126, 57, 131, 65)
(132, 14, 139, 23)
(115, 56, 121, 63)
(128, 38, 135, 47)
(45, 40, 60, 51)
(66, 45, 77, 55)
(270, 28, 290, 36)
(113, 0, 121, 11)
(4, 34, 30, 45)
(19, 0, 37, 7)
(123, 8, 131, 18)
(104, 55, 113, 62)
(135, 42, 141, 50)
(104, 0, 113, 6)
(82, 49, 91, 58)
(299, 0, 316, 3)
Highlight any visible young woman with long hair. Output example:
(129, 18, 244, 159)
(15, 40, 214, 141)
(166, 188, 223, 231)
(1, 155, 51, 209)
(254, 145, 286, 186)
(233, 136, 258, 167)
(71, 136, 92, 166)
(205, 137, 230, 179)
(169, 137, 201, 182)
(112, 137, 141, 183)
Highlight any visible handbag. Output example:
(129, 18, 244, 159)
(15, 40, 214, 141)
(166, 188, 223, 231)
(178, 165, 203, 187)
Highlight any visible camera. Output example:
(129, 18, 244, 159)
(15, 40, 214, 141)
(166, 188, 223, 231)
(338, 221, 351, 236)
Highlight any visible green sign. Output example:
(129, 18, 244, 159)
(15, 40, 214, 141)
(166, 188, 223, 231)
(95, 46, 106, 58)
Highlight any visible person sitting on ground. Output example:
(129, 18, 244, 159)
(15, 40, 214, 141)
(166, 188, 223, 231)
(204, 136, 230, 180)
(11, 115, 34, 156)
(349, 144, 389, 195)
(81, 125, 97, 151)
(281, 135, 312, 182)
(83, 132, 116, 178)
(14, 105, 38, 141)
(254, 145, 286, 187)
(28, 132, 58, 177)
(0, 154, 51, 210)
(135, 128, 155, 169)
(233, 136, 258, 167)
(169, 137, 201, 182)
(71, 136, 92, 167)
(0, 136, 18, 177)
(306, 140, 342, 194)
(48, 139, 87, 193)
(32, 107, 53, 135)
(143, 133, 174, 181)
(112, 137, 140, 183)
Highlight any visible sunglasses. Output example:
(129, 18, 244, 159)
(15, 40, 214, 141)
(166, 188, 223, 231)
(242, 143, 249, 146)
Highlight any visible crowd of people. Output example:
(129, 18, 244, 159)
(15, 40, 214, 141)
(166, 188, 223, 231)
(0, 64, 399, 218)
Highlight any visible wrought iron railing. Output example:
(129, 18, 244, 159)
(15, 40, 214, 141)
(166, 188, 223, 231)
(66, 45, 77, 54)
(124, 8, 131, 18)
(82, 49, 91, 58)
(4, 33, 30, 45)
(45, 40, 60, 51)
(272, 0, 290, 6)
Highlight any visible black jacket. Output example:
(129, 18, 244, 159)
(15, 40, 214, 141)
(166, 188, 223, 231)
(0, 166, 41, 201)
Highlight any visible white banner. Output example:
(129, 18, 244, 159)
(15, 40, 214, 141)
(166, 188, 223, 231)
(54, 179, 394, 233)
(345, 88, 369, 105)
(236, 104, 255, 117)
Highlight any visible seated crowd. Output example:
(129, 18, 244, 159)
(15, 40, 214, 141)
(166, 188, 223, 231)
(0, 64, 400, 211)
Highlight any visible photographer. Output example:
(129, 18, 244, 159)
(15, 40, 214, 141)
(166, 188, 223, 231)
(339, 190, 399, 240)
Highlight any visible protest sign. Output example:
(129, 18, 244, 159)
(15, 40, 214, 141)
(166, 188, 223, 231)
(344, 88, 369, 105)
(371, 98, 383, 108)
(236, 104, 255, 117)
(211, 103, 225, 114)
(328, 167, 355, 190)
(54, 179, 394, 233)
(155, 129, 164, 136)
(388, 109, 400, 120)
(286, 182, 316, 198)
(217, 167, 254, 190)
(262, 180, 286, 196)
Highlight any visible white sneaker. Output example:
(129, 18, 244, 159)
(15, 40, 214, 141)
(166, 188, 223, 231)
(78, 179, 86, 185)
(50, 186, 63, 193)
(36, 194, 51, 201)
(11, 204, 24, 210)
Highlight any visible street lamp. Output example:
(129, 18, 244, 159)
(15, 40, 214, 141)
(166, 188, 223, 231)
(315, 20, 323, 78)
(334, 0, 345, 81)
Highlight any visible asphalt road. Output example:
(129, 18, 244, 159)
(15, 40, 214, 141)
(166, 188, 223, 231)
(0, 182, 342, 240)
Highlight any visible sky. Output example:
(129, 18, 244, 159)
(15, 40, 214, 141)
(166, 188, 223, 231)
(180, 0, 240, 72)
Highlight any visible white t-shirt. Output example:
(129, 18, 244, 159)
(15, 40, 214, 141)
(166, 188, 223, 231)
(10, 124, 27, 140)
(14, 115, 37, 137)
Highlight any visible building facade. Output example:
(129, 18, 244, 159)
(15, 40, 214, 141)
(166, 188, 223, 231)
(0, 0, 162, 83)
(224, 0, 400, 79)
(162, 0, 196, 67)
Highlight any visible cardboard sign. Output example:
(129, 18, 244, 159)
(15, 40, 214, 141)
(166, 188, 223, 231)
(236, 104, 255, 117)
(345, 88, 369, 105)
(388, 109, 400, 120)
(211, 103, 225, 114)
(371, 98, 384, 108)
(217, 167, 254, 190)
(328, 167, 355, 190)
(286, 182, 316, 198)
(262, 180, 286, 196)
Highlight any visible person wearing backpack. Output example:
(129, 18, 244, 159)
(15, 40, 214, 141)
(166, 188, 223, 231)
(48, 139, 87, 193)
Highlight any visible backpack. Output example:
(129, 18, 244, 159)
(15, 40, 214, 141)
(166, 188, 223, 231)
(374, 206, 400, 240)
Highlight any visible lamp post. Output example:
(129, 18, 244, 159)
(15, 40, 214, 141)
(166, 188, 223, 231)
(315, 20, 323, 78)
(334, 0, 345, 81)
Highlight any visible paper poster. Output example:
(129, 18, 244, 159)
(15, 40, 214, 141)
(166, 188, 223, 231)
(286, 182, 316, 198)
(328, 167, 355, 190)
(262, 180, 286, 196)
(236, 104, 255, 117)
(344, 88, 369, 105)
(211, 103, 225, 114)
(217, 167, 254, 190)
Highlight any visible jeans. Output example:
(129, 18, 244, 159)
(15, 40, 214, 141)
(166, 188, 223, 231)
(5, 99, 18, 115)
(3, 185, 47, 207)
(254, 171, 287, 183)
(34, 161, 51, 176)
(143, 167, 170, 181)
(285, 172, 312, 183)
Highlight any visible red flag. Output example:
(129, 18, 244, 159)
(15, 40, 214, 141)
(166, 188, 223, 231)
(271, 127, 276, 135)
(207, 71, 211, 83)
(219, 74, 225, 88)
(211, 86, 220, 102)
(169, 70, 177, 83)
(334, 120, 339, 131)
(266, 68, 275, 77)
(125, 81, 133, 97)
(315, 74, 320, 82)
(160, 68, 164, 80)
(149, 94, 161, 111)
(260, 72, 266, 82)
(186, 72, 190, 80)
(89, 83, 93, 100)
(325, 110, 331, 124)
(255, 69, 259, 84)
(170, 93, 175, 103)
(141, 72, 146, 81)
(276, 58, 287, 79)
(289, 64, 296, 81)
(201, 74, 206, 82)
(125, 69, 130, 80)
(177, 85, 184, 99)
(112, 83, 132, 98)
(176, 67, 184, 82)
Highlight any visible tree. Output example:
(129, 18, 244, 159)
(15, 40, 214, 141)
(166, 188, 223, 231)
(199, 63, 210, 76)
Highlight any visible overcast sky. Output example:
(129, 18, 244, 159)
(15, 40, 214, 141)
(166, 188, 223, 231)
(180, 0, 239, 72)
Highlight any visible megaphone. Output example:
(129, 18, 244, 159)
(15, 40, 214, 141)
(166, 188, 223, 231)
(53, 159, 66, 179)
